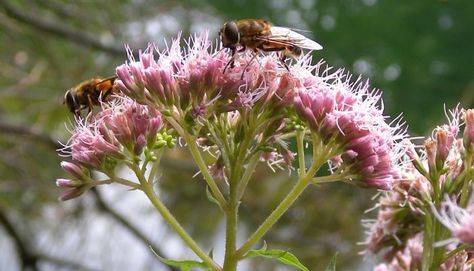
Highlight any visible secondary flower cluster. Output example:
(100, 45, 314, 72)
(293, 67, 406, 190)
(364, 108, 474, 270)
(57, 96, 164, 200)
(115, 32, 406, 188)
(373, 234, 473, 271)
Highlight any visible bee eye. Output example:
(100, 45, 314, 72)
(65, 89, 79, 113)
(223, 21, 239, 45)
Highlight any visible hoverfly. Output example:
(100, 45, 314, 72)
(63, 76, 117, 117)
(219, 19, 323, 71)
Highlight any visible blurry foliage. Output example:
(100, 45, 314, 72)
(0, 0, 472, 270)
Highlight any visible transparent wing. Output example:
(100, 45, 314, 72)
(269, 26, 323, 50)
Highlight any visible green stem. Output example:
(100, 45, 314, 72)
(296, 130, 306, 178)
(422, 211, 434, 271)
(148, 148, 164, 183)
(131, 163, 222, 271)
(236, 175, 311, 257)
(223, 179, 238, 271)
(183, 133, 227, 208)
(431, 221, 447, 270)
(164, 115, 185, 136)
(207, 120, 232, 171)
(431, 173, 441, 203)
(460, 156, 473, 207)
(104, 172, 141, 189)
(311, 173, 351, 184)
(112, 178, 141, 189)
(236, 153, 260, 201)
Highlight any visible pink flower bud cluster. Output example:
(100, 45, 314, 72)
(68, 118, 122, 169)
(63, 95, 162, 169)
(114, 32, 408, 182)
(373, 233, 472, 271)
(116, 33, 298, 116)
(365, 108, 474, 269)
(293, 68, 406, 190)
(56, 161, 90, 201)
(98, 96, 162, 155)
(424, 122, 459, 173)
(58, 95, 163, 200)
(373, 234, 423, 271)
(362, 171, 429, 257)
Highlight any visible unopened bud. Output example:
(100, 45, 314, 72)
(464, 109, 474, 153)
(56, 178, 82, 188)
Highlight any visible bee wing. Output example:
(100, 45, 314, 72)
(269, 26, 323, 50)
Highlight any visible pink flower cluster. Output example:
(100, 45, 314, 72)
(293, 68, 406, 190)
(116, 33, 297, 116)
(373, 234, 472, 271)
(65, 96, 162, 169)
(98, 96, 162, 155)
(365, 108, 474, 269)
(115, 33, 406, 188)
(57, 95, 162, 200)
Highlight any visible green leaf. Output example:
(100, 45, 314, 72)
(324, 253, 337, 271)
(150, 246, 210, 271)
(158, 257, 209, 271)
(244, 245, 309, 271)
(206, 186, 223, 211)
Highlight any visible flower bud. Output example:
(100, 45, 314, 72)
(58, 187, 86, 201)
(60, 161, 88, 180)
(56, 178, 82, 188)
(464, 109, 474, 152)
(435, 124, 457, 168)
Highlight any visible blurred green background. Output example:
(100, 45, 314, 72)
(0, 0, 472, 270)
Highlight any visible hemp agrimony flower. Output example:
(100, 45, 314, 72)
(364, 107, 474, 270)
(58, 31, 411, 271)
(57, 95, 164, 200)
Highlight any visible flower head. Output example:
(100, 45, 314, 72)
(98, 95, 162, 154)
(293, 68, 406, 190)
(58, 93, 165, 200)
(115, 32, 407, 184)
(66, 118, 122, 169)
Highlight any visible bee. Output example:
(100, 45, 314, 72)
(63, 76, 118, 117)
(219, 19, 323, 71)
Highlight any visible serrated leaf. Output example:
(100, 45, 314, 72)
(324, 253, 337, 271)
(149, 246, 210, 271)
(244, 247, 309, 271)
(159, 257, 209, 271)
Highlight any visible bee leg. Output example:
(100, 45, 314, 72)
(223, 59, 234, 73)
(278, 49, 292, 71)
(223, 47, 236, 73)
(280, 53, 290, 71)
(86, 95, 95, 116)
